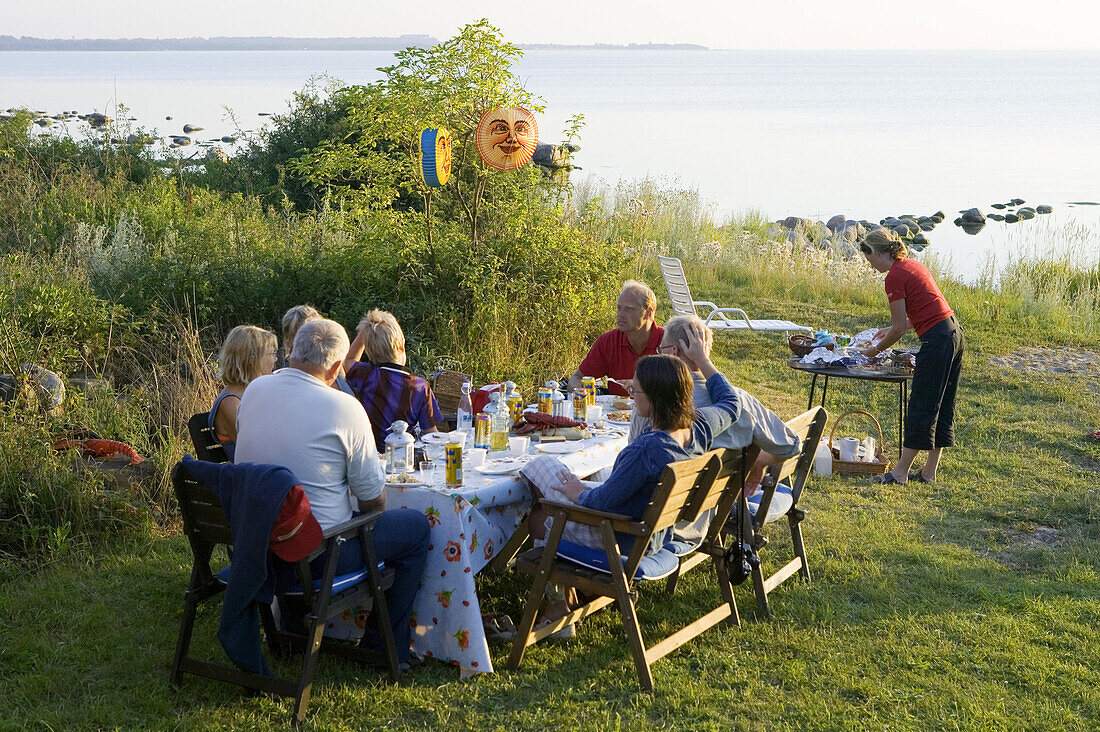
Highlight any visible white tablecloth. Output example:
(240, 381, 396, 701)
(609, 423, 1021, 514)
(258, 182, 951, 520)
(325, 431, 626, 675)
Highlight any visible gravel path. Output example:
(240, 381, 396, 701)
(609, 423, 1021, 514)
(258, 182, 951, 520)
(989, 347, 1100, 390)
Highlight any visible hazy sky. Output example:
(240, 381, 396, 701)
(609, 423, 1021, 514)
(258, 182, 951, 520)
(3, 0, 1098, 50)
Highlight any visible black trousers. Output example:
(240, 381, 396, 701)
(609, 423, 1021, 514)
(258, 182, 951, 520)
(905, 315, 964, 450)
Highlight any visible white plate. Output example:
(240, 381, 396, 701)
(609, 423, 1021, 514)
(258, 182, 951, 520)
(474, 456, 534, 475)
(535, 442, 584, 454)
(420, 432, 451, 446)
(606, 416, 632, 426)
(385, 479, 429, 488)
(595, 394, 618, 405)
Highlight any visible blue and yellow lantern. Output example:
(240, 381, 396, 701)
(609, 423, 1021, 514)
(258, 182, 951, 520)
(420, 127, 452, 187)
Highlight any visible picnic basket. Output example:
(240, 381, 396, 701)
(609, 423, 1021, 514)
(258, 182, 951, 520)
(788, 334, 831, 358)
(829, 409, 890, 476)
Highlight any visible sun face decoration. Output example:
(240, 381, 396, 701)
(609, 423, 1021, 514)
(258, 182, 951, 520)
(420, 127, 452, 187)
(474, 106, 538, 171)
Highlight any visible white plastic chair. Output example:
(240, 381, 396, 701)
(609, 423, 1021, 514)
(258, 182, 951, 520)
(657, 256, 811, 334)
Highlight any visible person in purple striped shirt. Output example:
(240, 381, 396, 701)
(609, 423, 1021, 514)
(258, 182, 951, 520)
(343, 309, 444, 452)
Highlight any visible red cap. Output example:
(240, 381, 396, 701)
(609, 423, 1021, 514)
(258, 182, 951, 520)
(269, 484, 323, 562)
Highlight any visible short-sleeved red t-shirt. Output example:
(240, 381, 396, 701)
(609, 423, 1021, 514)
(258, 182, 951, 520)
(579, 326, 665, 396)
(884, 258, 954, 336)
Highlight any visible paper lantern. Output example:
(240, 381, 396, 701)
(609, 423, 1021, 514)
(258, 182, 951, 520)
(420, 127, 452, 187)
(474, 106, 538, 171)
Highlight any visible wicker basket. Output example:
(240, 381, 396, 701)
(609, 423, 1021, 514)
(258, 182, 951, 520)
(789, 334, 833, 358)
(829, 409, 891, 476)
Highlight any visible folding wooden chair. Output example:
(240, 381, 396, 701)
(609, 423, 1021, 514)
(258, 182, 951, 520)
(506, 448, 753, 690)
(187, 412, 229, 464)
(657, 255, 811, 334)
(169, 461, 401, 726)
(734, 407, 828, 617)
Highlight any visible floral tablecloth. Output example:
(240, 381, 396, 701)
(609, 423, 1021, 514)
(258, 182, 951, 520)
(325, 431, 626, 675)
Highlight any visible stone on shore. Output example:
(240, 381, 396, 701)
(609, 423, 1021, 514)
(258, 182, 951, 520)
(826, 214, 846, 231)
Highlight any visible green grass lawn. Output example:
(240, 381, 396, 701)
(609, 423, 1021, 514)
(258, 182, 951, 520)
(4, 273, 1100, 731)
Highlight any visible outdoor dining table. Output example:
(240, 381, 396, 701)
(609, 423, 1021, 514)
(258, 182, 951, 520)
(787, 358, 912, 456)
(324, 429, 628, 676)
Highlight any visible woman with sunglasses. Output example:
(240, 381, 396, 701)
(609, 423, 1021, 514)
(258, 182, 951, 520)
(858, 228, 964, 485)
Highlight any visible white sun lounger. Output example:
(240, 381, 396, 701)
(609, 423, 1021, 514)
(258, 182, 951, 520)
(657, 255, 811, 334)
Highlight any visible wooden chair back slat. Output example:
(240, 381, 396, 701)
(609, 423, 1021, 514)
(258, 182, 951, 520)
(765, 407, 827, 505)
(621, 450, 723, 573)
(188, 412, 229, 464)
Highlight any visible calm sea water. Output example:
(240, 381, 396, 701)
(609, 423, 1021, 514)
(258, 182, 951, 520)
(2, 49, 1098, 281)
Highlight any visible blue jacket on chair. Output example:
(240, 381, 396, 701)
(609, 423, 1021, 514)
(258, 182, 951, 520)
(181, 455, 298, 676)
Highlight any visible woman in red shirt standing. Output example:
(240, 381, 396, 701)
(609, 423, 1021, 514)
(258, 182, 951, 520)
(858, 229, 964, 484)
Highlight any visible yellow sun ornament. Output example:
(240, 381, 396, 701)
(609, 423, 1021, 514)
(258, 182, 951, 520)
(420, 127, 452, 187)
(474, 106, 538, 171)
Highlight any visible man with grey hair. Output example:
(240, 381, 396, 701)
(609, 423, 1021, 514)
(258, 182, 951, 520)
(569, 279, 664, 398)
(630, 314, 801, 541)
(235, 318, 429, 666)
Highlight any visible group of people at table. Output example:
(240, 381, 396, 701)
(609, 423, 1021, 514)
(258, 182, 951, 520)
(203, 226, 962, 668)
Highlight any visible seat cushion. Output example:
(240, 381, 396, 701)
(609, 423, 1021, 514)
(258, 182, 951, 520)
(555, 540, 681, 580)
(746, 482, 794, 524)
(216, 563, 383, 595)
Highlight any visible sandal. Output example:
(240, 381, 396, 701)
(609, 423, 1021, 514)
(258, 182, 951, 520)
(908, 471, 933, 483)
(1087, 430, 1100, 441)
(482, 614, 516, 642)
(869, 472, 905, 484)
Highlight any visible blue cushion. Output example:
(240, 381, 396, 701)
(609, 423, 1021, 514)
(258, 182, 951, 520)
(215, 563, 383, 595)
(746, 482, 794, 524)
(555, 540, 681, 580)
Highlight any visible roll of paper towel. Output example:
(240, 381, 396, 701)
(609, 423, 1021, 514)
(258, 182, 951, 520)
(839, 436, 860, 462)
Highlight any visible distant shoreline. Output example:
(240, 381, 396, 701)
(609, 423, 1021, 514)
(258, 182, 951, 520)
(0, 35, 707, 52)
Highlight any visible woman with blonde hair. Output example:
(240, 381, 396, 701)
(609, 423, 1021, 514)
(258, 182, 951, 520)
(210, 325, 278, 460)
(859, 228, 964, 484)
(344, 309, 444, 452)
(281, 304, 320, 360)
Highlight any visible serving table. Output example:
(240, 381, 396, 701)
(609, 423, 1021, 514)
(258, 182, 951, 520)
(787, 358, 912, 456)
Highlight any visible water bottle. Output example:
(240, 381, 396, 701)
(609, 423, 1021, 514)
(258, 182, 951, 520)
(813, 439, 833, 476)
(456, 381, 473, 433)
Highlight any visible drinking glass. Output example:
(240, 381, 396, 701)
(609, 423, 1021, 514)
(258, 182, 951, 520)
(418, 460, 437, 484)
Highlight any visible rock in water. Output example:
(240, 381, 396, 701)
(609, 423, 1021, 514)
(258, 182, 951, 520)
(183, 124, 203, 133)
(1017, 207, 1036, 220)
(1005, 213, 1020, 223)
(991, 202, 1006, 210)
(221, 135, 236, 143)
(1036, 204, 1053, 214)
(988, 213, 1005, 221)
(959, 207, 986, 224)
(87, 112, 110, 128)
(1010, 197, 1025, 205)
(960, 221, 986, 235)
(165, 115, 173, 120)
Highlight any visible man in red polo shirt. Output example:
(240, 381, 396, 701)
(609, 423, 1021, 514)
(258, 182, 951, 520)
(568, 280, 664, 398)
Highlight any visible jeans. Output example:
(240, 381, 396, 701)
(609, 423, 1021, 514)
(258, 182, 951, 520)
(278, 508, 430, 662)
(905, 315, 964, 450)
